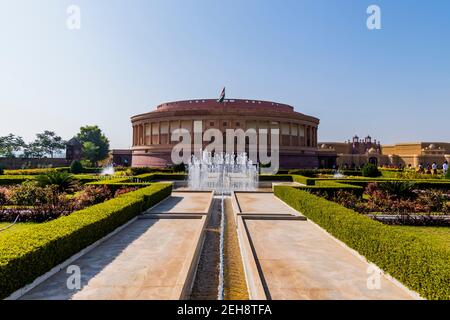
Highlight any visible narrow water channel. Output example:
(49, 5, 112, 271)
(189, 198, 221, 300)
(189, 196, 249, 300)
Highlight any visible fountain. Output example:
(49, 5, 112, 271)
(333, 169, 346, 179)
(101, 163, 115, 176)
(187, 151, 257, 300)
(187, 151, 259, 194)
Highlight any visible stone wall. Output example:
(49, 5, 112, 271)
(0, 158, 70, 170)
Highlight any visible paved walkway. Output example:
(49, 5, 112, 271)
(146, 191, 212, 214)
(235, 192, 300, 216)
(19, 193, 213, 300)
(235, 193, 418, 300)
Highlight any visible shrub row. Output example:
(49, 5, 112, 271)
(87, 179, 152, 192)
(259, 174, 293, 182)
(288, 169, 363, 177)
(328, 179, 450, 190)
(295, 180, 364, 197)
(0, 183, 172, 299)
(274, 186, 450, 300)
(134, 173, 187, 182)
(0, 175, 35, 185)
(3, 167, 105, 175)
(3, 168, 63, 175)
(292, 175, 316, 186)
(0, 174, 103, 186)
(126, 167, 176, 176)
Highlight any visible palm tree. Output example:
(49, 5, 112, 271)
(377, 181, 416, 199)
(36, 171, 76, 192)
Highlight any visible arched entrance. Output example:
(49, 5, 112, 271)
(369, 157, 378, 166)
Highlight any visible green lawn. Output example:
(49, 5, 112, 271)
(391, 226, 450, 249)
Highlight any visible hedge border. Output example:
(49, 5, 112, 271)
(134, 173, 187, 182)
(87, 179, 153, 192)
(0, 175, 35, 185)
(274, 186, 450, 300)
(294, 180, 364, 197)
(328, 179, 450, 190)
(0, 183, 172, 299)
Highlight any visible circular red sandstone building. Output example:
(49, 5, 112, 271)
(130, 99, 320, 168)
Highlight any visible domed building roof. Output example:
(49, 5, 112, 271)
(131, 99, 319, 123)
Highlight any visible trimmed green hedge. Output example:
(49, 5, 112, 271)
(126, 167, 176, 176)
(134, 173, 187, 182)
(72, 174, 102, 184)
(0, 174, 102, 186)
(274, 186, 450, 300)
(295, 180, 364, 197)
(0, 183, 172, 299)
(0, 175, 35, 185)
(292, 175, 316, 186)
(259, 174, 293, 182)
(4, 168, 63, 175)
(289, 169, 363, 177)
(87, 179, 152, 192)
(87, 177, 132, 184)
(326, 179, 450, 190)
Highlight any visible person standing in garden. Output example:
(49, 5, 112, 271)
(431, 162, 438, 175)
(443, 161, 449, 174)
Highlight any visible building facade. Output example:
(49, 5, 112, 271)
(111, 149, 132, 167)
(130, 99, 321, 168)
(382, 142, 450, 167)
(319, 136, 450, 168)
(319, 135, 385, 168)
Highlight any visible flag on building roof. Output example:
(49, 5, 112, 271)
(217, 87, 225, 103)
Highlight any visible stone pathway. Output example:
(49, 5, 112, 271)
(20, 192, 213, 300)
(234, 192, 419, 300)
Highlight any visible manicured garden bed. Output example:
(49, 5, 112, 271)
(304, 181, 449, 220)
(0, 174, 145, 222)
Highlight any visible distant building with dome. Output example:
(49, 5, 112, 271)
(319, 136, 450, 168)
(382, 142, 450, 167)
(130, 98, 324, 168)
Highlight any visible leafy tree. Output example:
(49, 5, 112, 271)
(33, 131, 66, 158)
(22, 141, 45, 158)
(82, 141, 100, 166)
(0, 134, 25, 157)
(76, 126, 110, 166)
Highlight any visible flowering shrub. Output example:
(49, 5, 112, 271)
(0, 183, 141, 223)
(311, 183, 449, 215)
(0, 187, 8, 206)
(73, 185, 112, 209)
(416, 189, 449, 213)
(114, 186, 139, 197)
(8, 182, 51, 206)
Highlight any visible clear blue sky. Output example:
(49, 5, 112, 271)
(1, 0, 449, 148)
